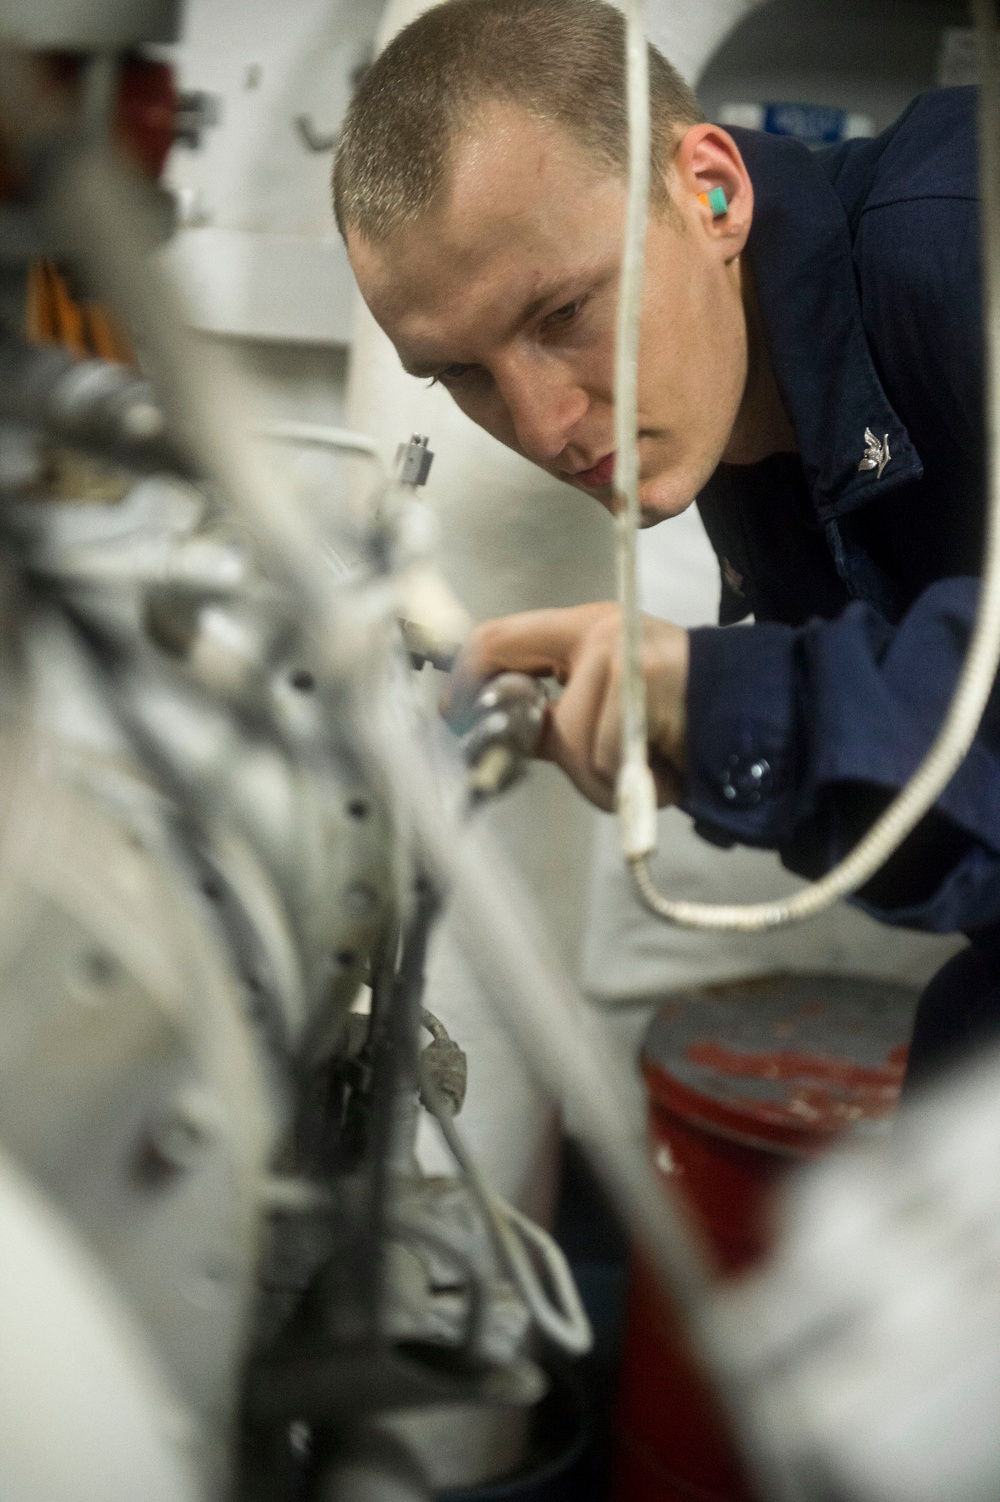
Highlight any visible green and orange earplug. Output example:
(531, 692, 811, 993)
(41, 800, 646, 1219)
(698, 186, 729, 217)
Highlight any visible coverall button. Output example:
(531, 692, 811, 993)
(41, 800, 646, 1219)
(720, 753, 773, 808)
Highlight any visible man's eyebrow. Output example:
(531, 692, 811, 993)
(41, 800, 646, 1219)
(512, 278, 580, 333)
(399, 277, 587, 379)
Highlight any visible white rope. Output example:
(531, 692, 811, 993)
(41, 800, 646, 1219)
(619, 0, 1000, 930)
(613, 0, 659, 863)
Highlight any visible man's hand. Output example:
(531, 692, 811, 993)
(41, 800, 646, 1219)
(444, 603, 689, 811)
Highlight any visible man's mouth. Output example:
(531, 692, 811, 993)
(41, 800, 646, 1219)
(573, 453, 615, 490)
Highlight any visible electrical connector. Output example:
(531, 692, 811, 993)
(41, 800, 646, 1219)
(395, 434, 434, 487)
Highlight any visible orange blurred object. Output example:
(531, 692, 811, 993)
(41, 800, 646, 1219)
(11, 52, 174, 367)
(26, 258, 137, 365)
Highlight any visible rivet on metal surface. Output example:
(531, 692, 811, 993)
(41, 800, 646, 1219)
(72, 948, 121, 1005)
(654, 1144, 675, 1175)
(343, 883, 379, 919)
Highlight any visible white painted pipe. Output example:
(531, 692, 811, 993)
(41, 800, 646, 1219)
(0, 1150, 197, 1502)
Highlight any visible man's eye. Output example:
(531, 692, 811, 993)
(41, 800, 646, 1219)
(548, 299, 581, 326)
(429, 363, 473, 387)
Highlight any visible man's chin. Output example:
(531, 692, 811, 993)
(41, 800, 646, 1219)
(637, 483, 698, 525)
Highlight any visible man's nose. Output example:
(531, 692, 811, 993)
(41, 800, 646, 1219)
(494, 353, 588, 464)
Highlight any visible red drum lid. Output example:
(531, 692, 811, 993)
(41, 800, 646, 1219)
(641, 973, 919, 1157)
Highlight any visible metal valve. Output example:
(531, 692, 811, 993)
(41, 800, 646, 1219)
(458, 672, 548, 800)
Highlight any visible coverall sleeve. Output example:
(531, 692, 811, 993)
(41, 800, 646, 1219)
(682, 577, 1000, 932)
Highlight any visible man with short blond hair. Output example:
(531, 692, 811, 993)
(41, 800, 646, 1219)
(334, 0, 702, 240)
(337, 0, 995, 1087)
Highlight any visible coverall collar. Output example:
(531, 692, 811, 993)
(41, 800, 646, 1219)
(730, 125, 924, 521)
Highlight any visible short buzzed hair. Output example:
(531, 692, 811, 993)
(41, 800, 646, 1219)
(333, 0, 704, 244)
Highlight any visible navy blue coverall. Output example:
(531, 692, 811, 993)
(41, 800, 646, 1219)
(681, 87, 998, 1087)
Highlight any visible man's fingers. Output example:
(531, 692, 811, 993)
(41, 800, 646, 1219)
(545, 656, 681, 811)
(591, 660, 624, 785)
(439, 602, 688, 816)
(540, 641, 617, 809)
(443, 603, 615, 718)
(581, 643, 685, 810)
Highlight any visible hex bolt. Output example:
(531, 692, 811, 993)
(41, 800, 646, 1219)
(148, 1095, 217, 1170)
(82, 949, 119, 986)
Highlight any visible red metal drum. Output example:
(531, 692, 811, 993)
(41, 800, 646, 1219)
(612, 972, 919, 1502)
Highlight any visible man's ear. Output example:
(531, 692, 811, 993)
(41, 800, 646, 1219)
(670, 123, 753, 259)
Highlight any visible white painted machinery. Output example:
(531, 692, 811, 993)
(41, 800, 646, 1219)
(7, 4, 1000, 1502)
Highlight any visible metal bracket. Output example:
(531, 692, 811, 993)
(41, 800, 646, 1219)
(294, 113, 338, 153)
(175, 91, 221, 150)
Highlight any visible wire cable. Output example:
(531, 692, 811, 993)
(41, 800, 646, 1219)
(617, 0, 1000, 931)
(418, 1054, 593, 1357)
(388, 1216, 489, 1365)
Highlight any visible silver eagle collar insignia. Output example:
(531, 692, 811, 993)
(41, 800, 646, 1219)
(858, 427, 891, 480)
